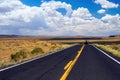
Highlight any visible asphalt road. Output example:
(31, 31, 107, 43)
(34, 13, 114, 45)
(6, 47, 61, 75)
(0, 44, 120, 80)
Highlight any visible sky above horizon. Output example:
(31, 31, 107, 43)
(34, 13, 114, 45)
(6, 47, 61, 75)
(0, 0, 120, 36)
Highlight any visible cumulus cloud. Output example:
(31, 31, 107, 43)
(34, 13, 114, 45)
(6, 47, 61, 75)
(72, 7, 92, 19)
(97, 9, 105, 14)
(101, 14, 120, 27)
(95, 0, 119, 9)
(41, 1, 72, 17)
(0, 0, 120, 36)
(0, 0, 26, 13)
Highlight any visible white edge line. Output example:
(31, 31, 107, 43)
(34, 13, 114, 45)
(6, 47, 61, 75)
(92, 45, 120, 65)
(0, 44, 78, 72)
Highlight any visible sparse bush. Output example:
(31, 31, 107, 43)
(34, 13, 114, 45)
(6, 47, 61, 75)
(51, 45, 56, 49)
(112, 45, 119, 50)
(31, 47, 44, 54)
(11, 50, 26, 61)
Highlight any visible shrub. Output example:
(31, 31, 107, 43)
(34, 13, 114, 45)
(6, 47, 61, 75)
(31, 47, 44, 54)
(51, 45, 56, 49)
(11, 50, 26, 61)
(112, 45, 119, 50)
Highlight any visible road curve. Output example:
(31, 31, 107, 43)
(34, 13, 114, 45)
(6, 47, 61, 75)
(0, 44, 120, 80)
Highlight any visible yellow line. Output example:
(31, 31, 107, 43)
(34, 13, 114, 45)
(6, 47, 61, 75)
(64, 60, 73, 70)
(60, 45, 85, 80)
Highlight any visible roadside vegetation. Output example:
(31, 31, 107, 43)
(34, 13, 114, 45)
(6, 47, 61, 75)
(31, 47, 44, 54)
(0, 40, 71, 67)
(95, 44, 120, 57)
(11, 50, 27, 62)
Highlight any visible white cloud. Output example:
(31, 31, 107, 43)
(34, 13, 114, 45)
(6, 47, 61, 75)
(97, 9, 105, 14)
(0, 0, 120, 36)
(72, 7, 92, 19)
(41, 1, 72, 17)
(95, 0, 119, 9)
(0, 0, 26, 13)
(100, 14, 120, 35)
(101, 14, 120, 27)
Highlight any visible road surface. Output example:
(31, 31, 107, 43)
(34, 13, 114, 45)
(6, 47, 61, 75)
(0, 44, 120, 80)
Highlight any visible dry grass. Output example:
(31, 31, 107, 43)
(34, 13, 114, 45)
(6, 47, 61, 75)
(95, 44, 120, 57)
(0, 36, 120, 67)
(0, 39, 71, 67)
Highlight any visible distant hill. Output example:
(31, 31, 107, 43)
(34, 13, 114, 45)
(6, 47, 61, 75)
(109, 35, 120, 37)
(0, 35, 20, 38)
(0, 35, 104, 40)
(1, 34, 115, 40)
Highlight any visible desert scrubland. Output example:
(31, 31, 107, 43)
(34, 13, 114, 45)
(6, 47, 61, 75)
(0, 39, 70, 67)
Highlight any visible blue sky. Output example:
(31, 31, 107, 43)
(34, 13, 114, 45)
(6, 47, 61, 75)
(21, 0, 120, 18)
(0, 0, 120, 36)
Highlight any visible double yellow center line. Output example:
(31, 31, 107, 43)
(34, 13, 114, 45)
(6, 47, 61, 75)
(60, 45, 85, 80)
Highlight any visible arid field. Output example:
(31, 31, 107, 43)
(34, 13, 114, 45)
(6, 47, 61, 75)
(95, 44, 120, 57)
(0, 36, 120, 68)
(0, 39, 70, 67)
